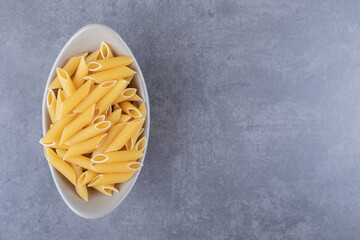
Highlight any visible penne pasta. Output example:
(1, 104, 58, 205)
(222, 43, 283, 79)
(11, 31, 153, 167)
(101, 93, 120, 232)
(138, 102, 147, 118)
(92, 123, 126, 156)
(105, 109, 121, 126)
(91, 161, 142, 174)
(85, 49, 100, 64)
(46, 90, 57, 123)
(59, 80, 91, 119)
(57, 68, 75, 98)
(119, 114, 132, 123)
(65, 121, 111, 145)
(72, 56, 88, 89)
(64, 133, 107, 160)
(78, 170, 98, 186)
(84, 66, 136, 83)
(92, 184, 119, 196)
(73, 80, 116, 113)
(44, 147, 76, 185)
(88, 172, 137, 186)
(100, 41, 114, 59)
(127, 94, 143, 102)
(113, 103, 121, 110)
(40, 114, 76, 145)
(126, 125, 144, 150)
(105, 105, 112, 116)
(57, 149, 92, 170)
(91, 150, 143, 164)
(48, 52, 88, 89)
(87, 56, 134, 72)
(71, 163, 88, 201)
(135, 136, 147, 152)
(105, 118, 145, 152)
(124, 75, 134, 83)
(120, 102, 142, 118)
(113, 88, 136, 104)
(95, 80, 127, 115)
(55, 89, 65, 122)
(60, 105, 95, 144)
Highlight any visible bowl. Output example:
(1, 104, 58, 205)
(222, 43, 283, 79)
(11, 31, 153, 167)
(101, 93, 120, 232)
(41, 23, 150, 219)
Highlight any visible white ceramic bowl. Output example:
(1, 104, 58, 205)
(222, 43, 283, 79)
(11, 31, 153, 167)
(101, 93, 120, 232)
(41, 24, 150, 219)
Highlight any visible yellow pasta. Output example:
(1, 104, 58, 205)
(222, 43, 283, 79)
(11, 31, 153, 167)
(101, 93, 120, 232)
(66, 121, 111, 145)
(105, 109, 121, 126)
(72, 56, 88, 89)
(127, 94, 143, 102)
(44, 146, 76, 185)
(119, 114, 131, 123)
(46, 89, 56, 123)
(100, 41, 114, 59)
(92, 123, 126, 156)
(73, 80, 116, 113)
(60, 105, 95, 144)
(105, 118, 145, 152)
(113, 88, 137, 104)
(91, 150, 143, 164)
(85, 49, 100, 64)
(138, 102, 147, 118)
(64, 133, 107, 160)
(120, 102, 142, 118)
(78, 170, 98, 186)
(40, 114, 76, 145)
(84, 66, 136, 83)
(57, 68, 75, 98)
(113, 103, 121, 110)
(71, 163, 88, 201)
(57, 149, 92, 170)
(135, 137, 147, 152)
(48, 52, 88, 89)
(92, 184, 119, 196)
(126, 125, 143, 150)
(88, 172, 137, 186)
(105, 105, 112, 116)
(59, 80, 91, 119)
(91, 161, 142, 173)
(87, 56, 134, 72)
(55, 89, 65, 122)
(95, 80, 127, 114)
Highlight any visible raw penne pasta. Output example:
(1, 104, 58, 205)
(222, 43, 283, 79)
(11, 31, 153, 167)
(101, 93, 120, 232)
(65, 121, 111, 145)
(85, 49, 100, 64)
(92, 184, 119, 196)
(60, 105, 95, 144)
(95, 80, 127, 114)
(113, 103, 121, 110)
(119, 114, 131, 123)
(48, 52, 88, 89)
(135, 137, 147, 152)
(127, 94, 143, 102)
(105, 105, 112, 116)
(88, 172, 137, 186)
(72, 56, 88, 89)
(40, 114, 76, 145)
(126, 125, 144, 150)
(120, 102, 142, 118)
(44, 147, 76, 185)
(84, 66, 136, 83)
(91, 150, 143, 164)
(105, 109, 121, 126)
(92, 123, 126, 156)
(100, 41, 114, 59)
(87, 56, 134, 72)
(113, 88, 136, 104)
(64, 133, 107, 160)
(88, 114, 106, 126)
(105, 118, 145, 152)
(57, 68, 75, 98)
(57, 149, 92, 170)
(78, 170, 98, 186)
(71, 163, 88, 201)
(47, 90, 57, 123)
(91, 161, 142, 174)
(55, 89, 65, 122)
(73, 80, 116, 113)
(138, 102, 147, 118)
(59, 80, 91, 119)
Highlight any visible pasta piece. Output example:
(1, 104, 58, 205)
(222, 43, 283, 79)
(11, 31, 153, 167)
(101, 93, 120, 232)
(48, 52, 88, 89)
(59, 80, 91, 119)
(73, 80, 116, 113)
(87, 56, 134, 72)
(57, 149, 92, 170)
(135, 136, 147, 152)
(124, 75, 134, 83)
(78, 170, 98, 186)
(113, 88, 136, 104)
(126, 125, 144, 150)
(100, 41, 114, 59)
(71, 163, 88, 201)
(88, 172, 137, 186)
(92, 123, 126, 156)
(95, 80, 127, 114)
(105, 118, 145, 152)
(60, 105, 95, 144)
(127, 94, 143, 102)
(119, 102, 142, 118)
(46, 90, 56, 123)
(85, 49, 100, 64)
(91, 161, 142, 173)
(72, 56, 88, 89)
(119, 114, 131, 123)
(84, 66, 136, 83)
(65, 121, 111, 145)
(92, 184, 119, 196)
(40, 114, 76, 145)
(105, 109, 121, 126)
(113, 103, 121, 110)
(44, 146, 76, 185)
(64, 133, 107, 160)
(138, 102, 147, 118)
(105, 105, 112, 116)
(91, 150, 143, 164)
(55, 89, 65, 122)
(57, 68, 75, 98)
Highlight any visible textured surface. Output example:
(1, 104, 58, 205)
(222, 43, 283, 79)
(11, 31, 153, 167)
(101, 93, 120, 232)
(1, 0, 360, 239)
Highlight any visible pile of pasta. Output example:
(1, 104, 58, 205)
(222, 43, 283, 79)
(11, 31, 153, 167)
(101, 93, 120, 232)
(40, 42, 147, 201)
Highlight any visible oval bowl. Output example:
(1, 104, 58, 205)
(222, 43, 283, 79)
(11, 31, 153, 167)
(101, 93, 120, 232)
(41, 24, 150, 219)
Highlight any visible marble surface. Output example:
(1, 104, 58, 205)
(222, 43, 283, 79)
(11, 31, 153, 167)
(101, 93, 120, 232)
(1, 0, 360, 239)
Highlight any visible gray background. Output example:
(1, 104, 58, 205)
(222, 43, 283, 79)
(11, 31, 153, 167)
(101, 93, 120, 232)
(1, 0, 360, 239)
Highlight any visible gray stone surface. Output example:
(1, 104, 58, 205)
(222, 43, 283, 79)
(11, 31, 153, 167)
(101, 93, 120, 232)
(1, 0, 360, 239)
